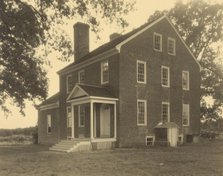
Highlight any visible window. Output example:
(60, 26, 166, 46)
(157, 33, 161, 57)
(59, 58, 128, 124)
(168, 37, 176, 55)
(78, 70, 85, 83)
(183, 104, 190, 126)
(101, 60, 109, 84)
(66, 75, 72, 93)
(146, 136, 155, 146)
(182, 71, 189, 90)
(137, 100, 147, 126)
(67, 107, 72, 128)
(161, 66, 170, 87)
(153, 33, 162, 51)
(137, 60, 146, 83)
(78, 105, 85, 127)
(47, 114, 52, 134)
(161, 102, 170, 123)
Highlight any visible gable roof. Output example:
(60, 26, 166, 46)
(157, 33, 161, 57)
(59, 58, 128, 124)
(59, 15, 201, 74)
(67, 84, 117, 101)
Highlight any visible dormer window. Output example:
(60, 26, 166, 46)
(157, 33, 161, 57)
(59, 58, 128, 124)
(168, 37, 176, 55)
(153, 33, 162, 52)
(101, 60, 109, 84)
(78, 70, 85, 83)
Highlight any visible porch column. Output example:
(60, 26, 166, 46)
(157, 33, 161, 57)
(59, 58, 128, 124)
(90, 100, 94, 140)
(114, 102, 117, 139)
(71, 104, 74, 138)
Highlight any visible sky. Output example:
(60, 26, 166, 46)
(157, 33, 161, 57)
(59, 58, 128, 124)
(0, 0, 221, 129)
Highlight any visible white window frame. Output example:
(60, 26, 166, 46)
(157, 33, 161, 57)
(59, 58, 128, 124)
(161, 66, 170, 87)
(101, 60, 109, 85)
(67, 106, 72, 128)
(78, 70, 85, 84)
(47, 114, 52, 134)
(182, 71, 190, 90)
(66, 74, 72, 94)
(161, 102, 170, 123)
(168, 37, 176, 55)
(137, 99, 147, 126)
(78, 105, 85, 127)
(137, 60, 147, 84)
(153, 32, 162, 52)
(145, 136, 155, 146)
(182, 104, 190, 126)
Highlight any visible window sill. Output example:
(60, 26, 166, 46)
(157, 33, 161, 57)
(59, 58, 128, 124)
(154, 48, 162, 52)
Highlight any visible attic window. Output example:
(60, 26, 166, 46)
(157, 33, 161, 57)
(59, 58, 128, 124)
(168, 38, 176, 55)
(153, 33, 162, 52)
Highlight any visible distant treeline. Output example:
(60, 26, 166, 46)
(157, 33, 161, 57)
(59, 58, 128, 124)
(0, 126, 37, 136)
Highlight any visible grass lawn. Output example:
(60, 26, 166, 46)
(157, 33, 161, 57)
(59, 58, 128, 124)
(0, 139, 223, 176)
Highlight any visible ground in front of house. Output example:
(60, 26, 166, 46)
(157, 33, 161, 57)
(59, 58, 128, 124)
(0, 139, 223, 176)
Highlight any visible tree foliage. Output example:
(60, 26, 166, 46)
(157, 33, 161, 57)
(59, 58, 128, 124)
(0, 0, 135, 115)
(148, 0, 223, 119)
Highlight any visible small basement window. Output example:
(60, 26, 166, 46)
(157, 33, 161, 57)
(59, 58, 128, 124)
(146, 136, 155, 146)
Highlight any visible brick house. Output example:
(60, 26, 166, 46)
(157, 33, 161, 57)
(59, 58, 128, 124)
(37, 15, 201, 152)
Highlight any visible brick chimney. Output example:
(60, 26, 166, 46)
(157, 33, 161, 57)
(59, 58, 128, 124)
(109, 33, 121, 41)
(73, 22, 90, 62)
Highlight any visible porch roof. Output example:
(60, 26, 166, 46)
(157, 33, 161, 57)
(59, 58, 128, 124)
(67, 84, 117, 101)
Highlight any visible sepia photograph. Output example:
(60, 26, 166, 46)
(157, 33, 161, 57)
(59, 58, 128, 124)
(0, 0, 223, 175)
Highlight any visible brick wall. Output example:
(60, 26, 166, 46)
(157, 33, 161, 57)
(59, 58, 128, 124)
(58, 53, 120, 140)
(118, 18, 200, 147)
(38, 108, 60, 145)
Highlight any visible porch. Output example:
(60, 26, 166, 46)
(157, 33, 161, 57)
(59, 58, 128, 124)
(66, 84, 118, 146)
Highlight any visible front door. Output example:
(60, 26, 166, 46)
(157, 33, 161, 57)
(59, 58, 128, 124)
(100, 104, 110, 137)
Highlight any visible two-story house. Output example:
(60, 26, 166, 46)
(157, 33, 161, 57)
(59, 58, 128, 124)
(37, 15, 201, 152)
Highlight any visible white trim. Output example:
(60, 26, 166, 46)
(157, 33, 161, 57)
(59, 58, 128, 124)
(137, 99, 147, 126)
(153, 32, 162, 52)
(66, 74, 72, 94)
(137, 60, 147, 84)
(114, 102, 117, 139)
(165, 16, 201, 70)
(182, 71, 190, 90)
(71, 105, 74, 138)
(101, 60, 109, 85)
(78, 70, 85, 83)
(66, 84, 88, 101)
(145, 136, 155, 146)
(161, 102, 170, 122)
(161, 66, 170, 88)
(90, 96, 118, 102)
(90, 100, 94, 140)
(167, 37, 176, 56)
(182, 103, 190, 127)
(58, 48, 118, 75)
(91, 138, 116, 142)
(39, 102, 59, 111)
(116, 16, 166, 51)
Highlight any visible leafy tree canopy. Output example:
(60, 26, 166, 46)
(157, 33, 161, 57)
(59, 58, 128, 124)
(148, 0, 223, 119)
(0, 0, 135, 115)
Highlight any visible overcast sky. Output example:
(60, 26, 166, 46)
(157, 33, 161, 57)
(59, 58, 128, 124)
(0, 0, 221, 129)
